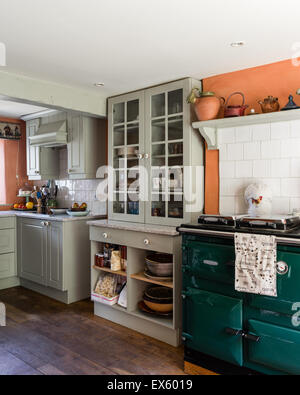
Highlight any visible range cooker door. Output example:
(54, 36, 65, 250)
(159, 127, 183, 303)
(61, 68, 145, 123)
(247, 319, 300, 374)
(183, 288, 243, 366)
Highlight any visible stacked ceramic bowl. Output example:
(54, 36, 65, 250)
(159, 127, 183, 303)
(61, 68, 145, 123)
(144, 253, 173, 281)
(143, 286, 173, 313)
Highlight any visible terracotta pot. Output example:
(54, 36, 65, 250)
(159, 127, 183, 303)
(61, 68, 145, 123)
(193, 93, 224, 121)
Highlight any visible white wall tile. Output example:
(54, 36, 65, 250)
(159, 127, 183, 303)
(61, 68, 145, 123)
(270, 159, 290, 178)
(261, 140, 281, 159)
(271, 122, 290, 140)
(235, 126, 252, 142)
(220, 162, 235, 178)
(220, 197, 235, 214)
(244, 142, 261, 160)
(252, 124, 271, 141)
(235, 161, 253, 178)
(253, 160, 271, 178)
(271, 197, 290, 215)
(281, 178, 300, 198)
(218, 144, 227, 161)
(290, 198, 300, 212)
(227, 143, 243, 161)
(291, 158, 300, 177)
(220, 178, 246, 197)
(235, 197, 248, 215)
(218, 128, 235, 144)
(290, 120, 300, 138)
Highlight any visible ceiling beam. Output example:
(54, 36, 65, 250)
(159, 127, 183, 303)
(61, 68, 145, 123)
(0, 70, 107, 117)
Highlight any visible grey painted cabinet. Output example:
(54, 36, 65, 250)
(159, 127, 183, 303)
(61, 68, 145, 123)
(108, 78, 204, 226)
(67, 114, 106, 179)
(26, 119, 60, 180)
(18, 218, 63, 290)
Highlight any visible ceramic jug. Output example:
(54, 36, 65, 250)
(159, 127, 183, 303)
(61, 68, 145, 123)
(193, 92, 225, 121)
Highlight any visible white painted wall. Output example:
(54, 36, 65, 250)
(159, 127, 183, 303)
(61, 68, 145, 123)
(219, 120, 300, 215)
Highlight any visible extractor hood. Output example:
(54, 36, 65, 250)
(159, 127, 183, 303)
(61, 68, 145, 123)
(29, 120, 68, 147)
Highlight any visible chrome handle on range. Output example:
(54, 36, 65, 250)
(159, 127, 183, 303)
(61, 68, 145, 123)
(225, 327, 260, 342)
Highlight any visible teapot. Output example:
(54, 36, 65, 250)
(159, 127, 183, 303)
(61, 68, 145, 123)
(224, 92, 248, 117)
(258, 96, 280, 113)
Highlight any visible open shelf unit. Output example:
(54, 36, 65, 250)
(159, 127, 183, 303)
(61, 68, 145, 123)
(89, 225, 182, 347)
(92, 265, 127, 277)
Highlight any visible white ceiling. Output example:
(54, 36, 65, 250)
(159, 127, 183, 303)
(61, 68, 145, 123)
(0, 96, 48, 118)
(0, 0, 299, 97)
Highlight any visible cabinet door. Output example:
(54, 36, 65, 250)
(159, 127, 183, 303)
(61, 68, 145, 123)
(18, 219, 47, 285)
(108, 91, 145, 223)
(47, 222, 64, 290)
(246, 320, 300, 374)
(183, 288, 243, 366)
(26, 119, 40, 177)
(145, 80, 190, 226)
(67, 114, 85, 175)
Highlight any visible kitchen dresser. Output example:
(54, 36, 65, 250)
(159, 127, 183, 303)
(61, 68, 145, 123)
(108, 78, 204, 227)
(88, 220, 182, 346)
(179, 226, 300, 375)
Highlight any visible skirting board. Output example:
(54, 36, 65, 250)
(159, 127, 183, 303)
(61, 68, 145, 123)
(94, 303, 181, 347)
(184, 361, 218, 375)
(0, 277, 20, 291)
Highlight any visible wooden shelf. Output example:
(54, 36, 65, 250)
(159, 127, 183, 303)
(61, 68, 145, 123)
(130, 271, 173, 288)
(192, 107, 300, 150)
(92, 265, 127, 277)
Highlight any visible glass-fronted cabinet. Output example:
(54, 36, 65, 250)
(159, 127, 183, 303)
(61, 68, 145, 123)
(108, 91, 145, 222)
(108, 78, 204, 226)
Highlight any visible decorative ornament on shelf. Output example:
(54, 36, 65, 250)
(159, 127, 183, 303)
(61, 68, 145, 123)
(281, 95, 300, 111)
(187, 88, 224, 121)
(258, 96, 280, 113)
(244, 183, 273, 216)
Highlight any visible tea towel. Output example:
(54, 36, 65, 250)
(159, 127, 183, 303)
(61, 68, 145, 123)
(235, 233, 277, 297)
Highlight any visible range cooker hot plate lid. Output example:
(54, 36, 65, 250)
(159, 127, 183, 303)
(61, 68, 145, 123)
(238, 215, 300, 230)
(198, 214, 246, 227)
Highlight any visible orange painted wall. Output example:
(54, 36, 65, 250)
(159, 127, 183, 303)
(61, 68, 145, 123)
(203, 58, 300, 214)
(0, 118, 30, 210)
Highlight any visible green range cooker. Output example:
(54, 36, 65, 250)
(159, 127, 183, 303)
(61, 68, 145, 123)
(178, 214, 300, 375)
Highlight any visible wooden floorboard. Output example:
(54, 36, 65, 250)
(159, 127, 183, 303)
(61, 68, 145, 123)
(0, 287, 184, 375)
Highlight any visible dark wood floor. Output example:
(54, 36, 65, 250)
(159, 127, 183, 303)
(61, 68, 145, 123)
(0, 287, 185, 375)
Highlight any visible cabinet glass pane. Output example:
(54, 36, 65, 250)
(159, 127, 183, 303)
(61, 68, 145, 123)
(168, 194, 183, 219)
(127, 123, 139, 145)
(152, 144, 166, 166)
(151, 194, 166, 217)
(113, 148, 126, 169)
(168, 116, 183, 141)
(113, 193, 125, 214)
(152, 118, 165, 142)
(169, 167, 183, 192)
(127, 100, 139, 122)
(152, 167, 166, 193)
(113, 103, 125, 124)
(152, 93, 165, 118)
(168, 89, 183, 115)
(128, 169, 140, 194)
(168, 142, 183, 166)
(127, 199, 139, 215)
(114, 170, 126, 191)
(113, 125, 125, 146)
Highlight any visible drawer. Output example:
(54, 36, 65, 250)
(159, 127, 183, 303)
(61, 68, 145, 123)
(90, 226, 175, 253)
(0, 228, 15, 254)
(0, 253, 16, 279)
(0, 217, 15, 230)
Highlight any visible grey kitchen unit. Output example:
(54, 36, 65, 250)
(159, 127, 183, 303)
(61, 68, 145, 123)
(0, 216, 19, 290)
(17, 215, 103, 304)
(108, 78, 204, 227)
(89, 220, 182, 347)
(26, 110, 106, 181)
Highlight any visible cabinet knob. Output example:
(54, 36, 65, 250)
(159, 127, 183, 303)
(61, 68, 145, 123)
(35, 171, 40, 174)
(137, 154, 144, 160)
(143, 238, 150, 245)
(144, 153, 150, 159)
(277, 261, 289, 275)
(103, 232, 108, 239)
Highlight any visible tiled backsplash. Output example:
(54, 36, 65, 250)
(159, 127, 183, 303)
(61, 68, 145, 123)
(219, 119, 300, 215)
(37, 148, 107, 216)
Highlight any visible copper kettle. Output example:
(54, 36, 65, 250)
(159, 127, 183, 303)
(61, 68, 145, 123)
(224, 92, 248, 117)
(258, 96, 280, 113)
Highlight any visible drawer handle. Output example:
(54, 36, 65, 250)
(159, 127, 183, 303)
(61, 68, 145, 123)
(103, 232, 108, 239)
(144, 239, 150, 245)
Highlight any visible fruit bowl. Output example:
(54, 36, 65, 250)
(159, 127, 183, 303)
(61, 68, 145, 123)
(66, 210, 90, 217)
